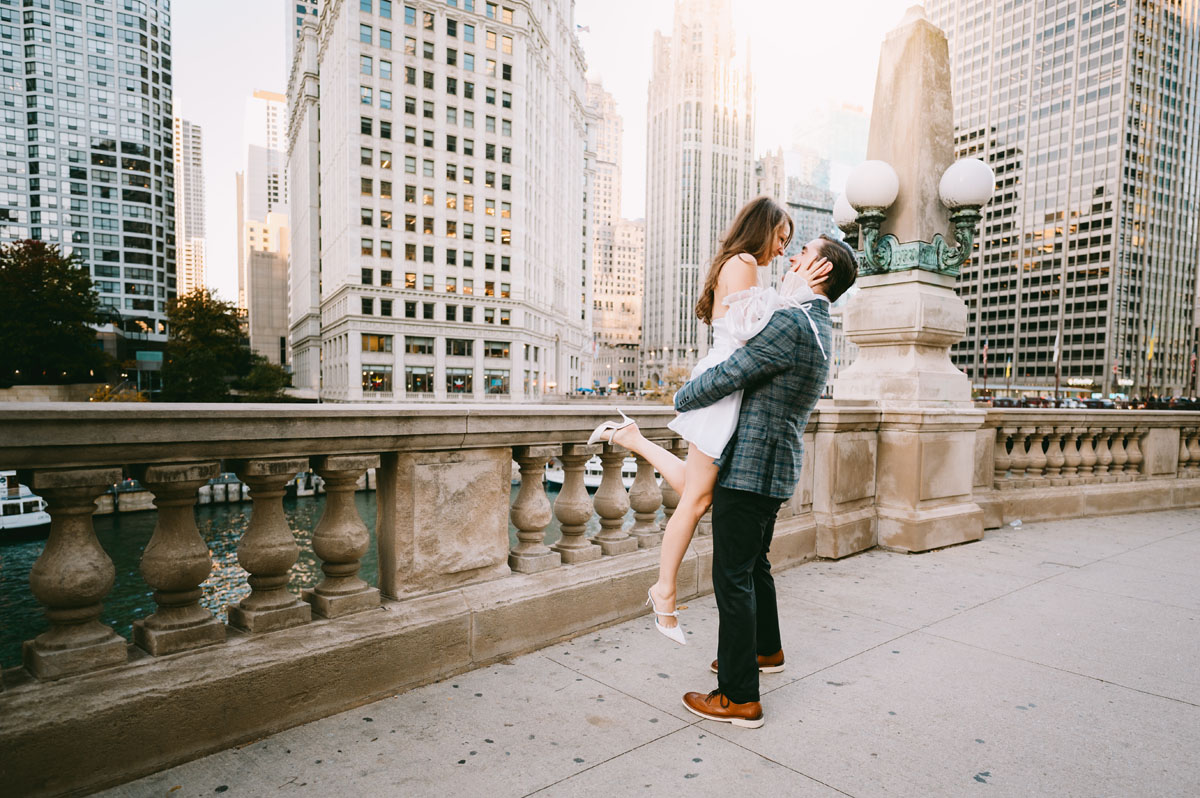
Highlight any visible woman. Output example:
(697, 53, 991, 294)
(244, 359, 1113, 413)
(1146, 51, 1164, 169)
(588, 196, 832, 644)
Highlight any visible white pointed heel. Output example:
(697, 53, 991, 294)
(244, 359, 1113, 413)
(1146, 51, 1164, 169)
(646, 586, 686, 645)
(587, 409, 637, 446)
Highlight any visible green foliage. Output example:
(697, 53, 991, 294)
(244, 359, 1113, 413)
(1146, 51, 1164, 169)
(161, 288, 253, 402)
(161, 288, 291, 402)
(0, 239, 111, 387)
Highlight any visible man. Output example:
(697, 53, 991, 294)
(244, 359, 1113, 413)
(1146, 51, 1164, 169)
(674, 235, 858, 728)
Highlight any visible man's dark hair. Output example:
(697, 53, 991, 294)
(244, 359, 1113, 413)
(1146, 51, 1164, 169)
(817, 234, 858, 303)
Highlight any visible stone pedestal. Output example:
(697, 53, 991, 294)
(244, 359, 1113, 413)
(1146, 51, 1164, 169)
(377, 447, 512, 599)
(812, 409, 880, 558)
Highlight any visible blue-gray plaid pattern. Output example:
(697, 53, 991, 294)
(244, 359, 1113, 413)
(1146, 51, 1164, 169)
(674, 302, 832, 499)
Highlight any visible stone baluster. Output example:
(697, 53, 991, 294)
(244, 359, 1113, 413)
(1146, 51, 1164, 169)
(659, 439, 684, 530)
(1026, 427, 1049, 485)
(1093, 428, 1114, 481)
(993, 427, 1013, 489)
(227, 457, 312, 633)
(508, 446, 562, 573)
(593, 444, 638, 555)
(1125, 427, 1146, 480)
(1178, 428, 1192, 478)
(1007, 427, 1032, 487)
(132, 462, 225, 656)
(305, 454, 383, 616)
(1043, 427, 1066, 485)
(1187, 428, 1200, 477)
(628, 453, 664, 548)
(1109, 428, 1130, 481)
(1077, 428, 1098, 482)
(24, 467, 126, 680)
(1060, 427, 1082, 485)
(551, 444, 602, 564)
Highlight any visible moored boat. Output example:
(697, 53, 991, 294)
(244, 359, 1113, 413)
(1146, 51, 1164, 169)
(0, 471, 51, 541)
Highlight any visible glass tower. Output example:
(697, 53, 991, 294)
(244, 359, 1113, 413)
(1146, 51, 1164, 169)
(926, 0, 1200, 398)
(0, 0, 176, 389)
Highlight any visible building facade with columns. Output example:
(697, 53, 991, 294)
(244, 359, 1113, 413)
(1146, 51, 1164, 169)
(641, 0, 755, 387)
(288, 0, 593, 402)
(926, 0, 1200, 397)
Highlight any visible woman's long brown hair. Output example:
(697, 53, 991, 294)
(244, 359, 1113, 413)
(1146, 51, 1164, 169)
(695, 196, 793, 324)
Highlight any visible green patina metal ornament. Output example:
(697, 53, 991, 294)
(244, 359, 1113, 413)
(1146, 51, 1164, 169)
(853, 206, 983, 278)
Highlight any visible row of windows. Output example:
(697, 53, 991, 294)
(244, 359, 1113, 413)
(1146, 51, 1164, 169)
(359, 216, 510, 241)
(361, 267, 509, 296)
(363, 333, 510, 359)
(361, 365, 514, 395)
(359, 296, 511, 325)
(355, 239, 511, 269)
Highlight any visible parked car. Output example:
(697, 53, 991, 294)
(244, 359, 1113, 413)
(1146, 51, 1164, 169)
(991, 397, 1018, 408)
(1082, 398, 1116, 409)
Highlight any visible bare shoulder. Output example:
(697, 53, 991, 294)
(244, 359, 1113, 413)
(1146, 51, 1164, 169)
(718, 253, 759, 293)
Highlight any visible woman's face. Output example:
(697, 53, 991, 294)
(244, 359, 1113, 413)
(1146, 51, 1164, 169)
(763, 224, 790, 264)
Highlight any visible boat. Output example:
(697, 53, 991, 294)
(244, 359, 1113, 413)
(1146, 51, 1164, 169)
(1, 471, 51, 540)
(544, 455, 655, 491)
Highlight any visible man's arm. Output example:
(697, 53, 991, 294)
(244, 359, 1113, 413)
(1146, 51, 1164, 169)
(675, 311, 799, 413)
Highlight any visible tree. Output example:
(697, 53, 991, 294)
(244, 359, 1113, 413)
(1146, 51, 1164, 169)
(162, 288, 291, 402)
(0, 239, 110, 387)
(162, 288, 254, 402)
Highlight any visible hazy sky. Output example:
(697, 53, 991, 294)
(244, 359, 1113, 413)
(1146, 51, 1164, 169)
(174, 0, 909, 301)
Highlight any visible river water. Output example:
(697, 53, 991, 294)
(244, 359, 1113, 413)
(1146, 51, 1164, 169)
(0, 486, 650, 669)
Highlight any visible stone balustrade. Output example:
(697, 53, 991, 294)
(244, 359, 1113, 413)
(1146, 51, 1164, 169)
(1, 402, 1198, 797)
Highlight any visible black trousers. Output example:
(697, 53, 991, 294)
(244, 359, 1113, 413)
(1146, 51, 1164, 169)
(711, 484, 785, 704)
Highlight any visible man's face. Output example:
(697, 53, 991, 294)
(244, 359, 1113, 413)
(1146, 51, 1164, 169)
(793, 238, 825, 270)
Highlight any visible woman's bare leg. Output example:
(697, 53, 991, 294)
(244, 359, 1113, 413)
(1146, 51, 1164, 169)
(648, 443, 717, 630)
(610, 423, 686, 495)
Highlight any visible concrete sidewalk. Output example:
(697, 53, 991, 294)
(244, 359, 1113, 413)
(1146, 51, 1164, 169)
(103, 510, 1200, 798)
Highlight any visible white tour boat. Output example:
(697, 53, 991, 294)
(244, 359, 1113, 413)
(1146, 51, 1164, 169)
(1, 471, 51, 539)
(544, 455, 655, 490)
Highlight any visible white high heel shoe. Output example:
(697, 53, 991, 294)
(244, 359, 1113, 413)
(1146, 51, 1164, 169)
(646, 586, 686, 645)
(587, 408, 636, 446)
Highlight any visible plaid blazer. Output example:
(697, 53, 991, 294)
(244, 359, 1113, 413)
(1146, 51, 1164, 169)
(674, 301, 832, 499)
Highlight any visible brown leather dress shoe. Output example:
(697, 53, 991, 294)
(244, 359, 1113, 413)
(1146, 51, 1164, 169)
(710, 649, 785, 675)
(682, 689, 764, 728)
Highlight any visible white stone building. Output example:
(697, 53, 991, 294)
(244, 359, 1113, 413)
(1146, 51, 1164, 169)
(287, 0, 593, 402)
(641, 0, 755, 386)
(172, 117, 206, 296)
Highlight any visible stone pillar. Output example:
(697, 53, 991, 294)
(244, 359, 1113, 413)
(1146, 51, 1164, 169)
(227, 457, 312, 633)
(1044, 428, 1066, 485)
(1125, 427, 1146, 479)
(1061, 427, 1082, 484)
(1008, 428, 1032, 488)
(1094, 429, 1114, 481)
(1187, 428, 1200, 477)
(993, 427, 1013, 489)
(1109, 428, 1130, 481)
(305, 454, 382, 618)
(1177, 428, 1192, 478)
(1077, 429, 1098, 482)
(551, 444, 602, 564)
(132, 462, 225, 656)
(592, 445, 637, 555)
(376, 447, 512, 599)
(628, 453, 664, 548)
(1026, 427, 1048, 485)
(508, 446, 562, 573)
(23, 467, 126, 680)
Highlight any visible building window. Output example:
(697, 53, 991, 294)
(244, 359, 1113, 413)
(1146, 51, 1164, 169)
(405, 335, 434, 354)
(361, 147, 373, 165)
(380, 299, 393, 316)
(501, 63, 511, 81)
(381, 59, 392, 79)
(423, 246, 435, 263)
(485, 369, 509, 394)
(380, 90, 392, 109)
(501, 35, 512, 54)
(361, 55, 373, 75)
(361, 208, 373, 226)
(404, 5, 416, 25)
(380, 210, 393, 228)
(381, 181, 393, 199)
(362, 268, 374, 285)
(484, 307, 495, 324)
(446, 304, 457, 321)
(362, 333, 393, 352)
(361, 238, 373, 255)
(501, 92, 511, 109)
(361, 297, 374, 315)
(463, 278, 474, 295)
(446, 367, 473, 394)
(447, 338, 473, 357)
(499, 282, 509, 298)
(405, 301, 417, 318)
(423, 274, 435, 291)
(406, 365, 433, 393)
(381, 241, 394, 258)
(464, 23, 475, 43)
(361, 116, 373, 135)
(405, 271, 417, 288)
(484, 340, 510, 358)
(362, 177, 373, 195)
(423, 302, 435, 320)
(423, 10, 434, 29)
(380, 0, 392, 19)
(363, 365, 393, 393)
(381, 270, 393, 286)
(499, 308, 510, 325)
(380, 29, 392, 49)
(463, 306, 474, 323)
(360, 24, 373, 43)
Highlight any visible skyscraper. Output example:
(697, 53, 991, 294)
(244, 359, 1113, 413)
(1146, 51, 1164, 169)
(286, 0, 320, 62)
(172, 117, 205, 296)
(642, 0, 755, 386)
(287, 0, 593, 401)
(587, 80, 641, 392)
(926, 0, 1200, 397)
(0, 0, 176, 392)
(237, 90, 288, 315)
